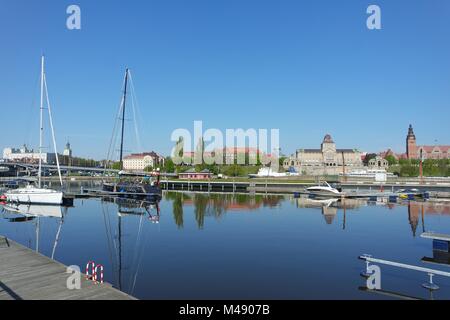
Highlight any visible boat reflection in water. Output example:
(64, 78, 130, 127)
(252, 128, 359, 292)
(102, 197, 161, 223)
(100, 197, 161, 295)
(0, 203, 65, 259)
(2, 203, 63, 218)
(294, 196, 367, 227)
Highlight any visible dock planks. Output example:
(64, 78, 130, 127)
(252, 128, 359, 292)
(0, 237, 136, 300)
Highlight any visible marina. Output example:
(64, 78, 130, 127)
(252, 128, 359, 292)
(1, 0, 449, 305)
(1, 185, 450, 300)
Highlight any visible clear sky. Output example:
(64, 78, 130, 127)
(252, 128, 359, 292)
(1, 0, 449, 159)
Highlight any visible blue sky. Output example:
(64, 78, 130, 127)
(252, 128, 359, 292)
(1, 0, 449, 159)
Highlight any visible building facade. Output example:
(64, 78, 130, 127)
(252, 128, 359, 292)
(406, 125, 449, 160)
(368, 156, 389, 170)
(63, 142, 72, 157)
(283, 134, 363, 175)
(178, 168, 212, 180)
(122, 152, 165, 171)
(2, 145, 57, 164)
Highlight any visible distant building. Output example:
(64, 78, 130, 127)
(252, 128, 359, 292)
(378, 148, 407, 160)
(222, 147, 261, 165)
(368, 156, 389, 170)
(406, 124, 419, 159)
(408, 125, 449, 159)
(2, 144, 57, 164)
(283, 134, 363, 175)
(407, 124, 450, 159)
(122, 152, 165, 171)
(63, 142, 72, 157)
(383, 125, 450, 160)
(179, 168, 212, 180)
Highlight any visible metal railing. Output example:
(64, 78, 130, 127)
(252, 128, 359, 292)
(359, 254, 450, 290)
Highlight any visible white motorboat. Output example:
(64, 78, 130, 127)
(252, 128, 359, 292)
(4, 56, 64, 205)
(305, 181, 343, 198)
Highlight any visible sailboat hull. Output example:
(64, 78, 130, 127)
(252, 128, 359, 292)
(102, 182, 162, 200)
(5, 187, 63, 205)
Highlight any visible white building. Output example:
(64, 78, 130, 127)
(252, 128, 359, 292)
(283, 134, 364, 175)
(122, 152, 165, 172)
(3, 145, 57, 164)
(63, 142, 72, 157)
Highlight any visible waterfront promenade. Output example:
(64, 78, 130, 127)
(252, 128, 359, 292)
(0, 237, 135, 300)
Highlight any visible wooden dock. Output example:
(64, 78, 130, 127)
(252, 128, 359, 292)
(0, 237, 136, 300)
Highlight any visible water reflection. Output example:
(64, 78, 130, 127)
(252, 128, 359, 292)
(103, 197, 160, 223)
(293, 196, 450, 237)
(1, 203, 66, 259)
(99, 197, 161, 294)
(294, 197, 366, 227)
(0, 192, 450, 299)
(164, 192, 284, 229)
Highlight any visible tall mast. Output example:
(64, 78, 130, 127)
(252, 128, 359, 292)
(38, 55, 44, 188)
(119, 69, 129, 170)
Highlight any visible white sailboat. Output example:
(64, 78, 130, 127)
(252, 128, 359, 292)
(5, 56, 64, 205)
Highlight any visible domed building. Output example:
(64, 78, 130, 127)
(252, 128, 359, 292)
(283, 134, 363, 175)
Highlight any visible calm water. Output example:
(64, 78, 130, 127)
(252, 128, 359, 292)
(1, 190, 450, 300)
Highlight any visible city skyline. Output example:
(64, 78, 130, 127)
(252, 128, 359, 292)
(1, 1, 449, 159)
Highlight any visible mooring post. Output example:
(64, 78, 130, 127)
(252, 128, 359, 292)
(360, 255, 372, 277)
(423, 273, 439, 291)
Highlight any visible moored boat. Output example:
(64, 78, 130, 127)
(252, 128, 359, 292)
(4, 56, 64, 205)
(5, 185, 63, 205)
(102, 69, 162, 200)
(305, 181, 344, 198)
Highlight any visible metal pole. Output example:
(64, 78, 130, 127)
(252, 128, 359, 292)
(360, 255, 450, 277)
(38, 56, 44, 189)
(119, 69, 129, 170)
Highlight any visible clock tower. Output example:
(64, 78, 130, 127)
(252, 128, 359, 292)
(406, 124, 418, 159)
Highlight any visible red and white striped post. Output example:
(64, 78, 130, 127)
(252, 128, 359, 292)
(94, 264, 104, 284)
(85, 261, 96, 281)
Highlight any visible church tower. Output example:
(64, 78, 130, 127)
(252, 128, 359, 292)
(63, 141, 72, 157)
(406, 124, 417, 159)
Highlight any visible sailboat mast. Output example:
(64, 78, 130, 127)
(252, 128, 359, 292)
(119, 69, 129, 170)
(38, 55, 44, 188)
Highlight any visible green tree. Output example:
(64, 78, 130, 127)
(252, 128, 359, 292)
(400, 165, 419, 177)
(162, 157, 175, 173)
(223, 165, 244, 177)
(384, 155, 398, 166)
(111, 162, 122, 170)
(279, 156, 287, 167)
